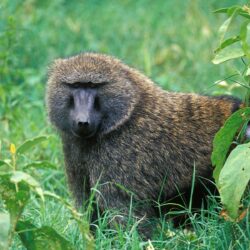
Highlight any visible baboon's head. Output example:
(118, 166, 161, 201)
(46, 53, 140, 138)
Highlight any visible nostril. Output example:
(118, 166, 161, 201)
(78, 121, 89, 127)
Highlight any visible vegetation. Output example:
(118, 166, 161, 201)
(0, 0, 249, 249)
(211, 5, 250, 221)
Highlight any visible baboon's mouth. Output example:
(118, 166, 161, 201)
(71, 128, 97, 139)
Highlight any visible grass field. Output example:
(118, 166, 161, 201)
(0, 0, 250, 249)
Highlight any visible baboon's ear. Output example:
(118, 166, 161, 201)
(100, 77, 140, 136)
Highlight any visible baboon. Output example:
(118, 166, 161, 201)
(46, 53, 242, 236)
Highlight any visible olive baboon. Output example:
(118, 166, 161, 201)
(46, 53, 242, 236)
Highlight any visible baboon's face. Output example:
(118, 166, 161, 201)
(64, 82, 102, 138)
(48, 80, 108, 139)
(47, 53, 140, 138)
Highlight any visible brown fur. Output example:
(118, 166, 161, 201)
(46, 53, 242, 237)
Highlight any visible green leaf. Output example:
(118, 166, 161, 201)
(0, 173, 30, 225)
(212, 107, 250, 183)
(239, 12, 250, 20)
(10, 171, 44, 201)
(17, 221, 74, 250)
(218, 18, 232, 42)
(239, 12, 250, 19)
(213, 7, 230, 14)
(0, 159, 12, 168)
(213, 8, 229, 13)
(239, 6, 250, 19)
(240, 21, 250, 58)
(214, 36, 240, 53)
(214, 6, 239, 15)
(23, 161, 57, 170)
(16, 136, 49, 155)
(214, 6, 250, 19)
(218, 142, 250, 219)
(246, 67, 250, 76)
(212, 46, 244, 64)
(10, 171, 39, 186)
(0, 212, 10, 250)
(218, 8, 239, 42)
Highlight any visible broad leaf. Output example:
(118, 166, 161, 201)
(0, 159, 12, 168)
(212, 46, 244, 64)
(0, 173, 30, 225)
(10, 171, 44, 201)
(16, 136, 48, 155)
(17, 221, 74, 250)
(218, 142, 250, 219)
(212, 107, 250, 183)
(0, 212, 10, 250)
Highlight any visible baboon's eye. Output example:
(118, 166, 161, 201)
(72, 82, 96, 88)
(85, 82, 96, 88)
(71, 82, 82, 88)
(69, 96, 74, 107)
(94, 96, 100, 111)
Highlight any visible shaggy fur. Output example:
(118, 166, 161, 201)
(46, 53, 242, 236)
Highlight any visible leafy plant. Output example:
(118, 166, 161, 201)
(212, 5, 250, 220)
(0, 136, 94, 250)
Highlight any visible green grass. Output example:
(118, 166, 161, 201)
(0, 0, 250, 249)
